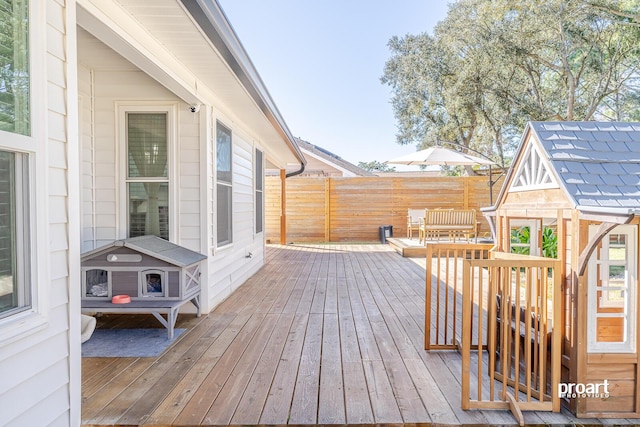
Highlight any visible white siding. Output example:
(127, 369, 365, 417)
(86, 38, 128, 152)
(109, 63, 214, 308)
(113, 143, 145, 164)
(1, 1, 79, 425)
(75, 11, 274, 316)
(78, 30, 201, 253)
(207, 123, 265, 310)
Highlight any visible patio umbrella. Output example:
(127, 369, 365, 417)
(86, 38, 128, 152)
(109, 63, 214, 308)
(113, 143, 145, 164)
(386, 146, 495, 166)
(387, 146, 498, 204)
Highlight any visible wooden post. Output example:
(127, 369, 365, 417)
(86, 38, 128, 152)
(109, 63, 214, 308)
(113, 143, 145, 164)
(463, 179, 469, 210)
(461, 259, 472, 410)
(280, 169, 286, 245)
(573, 209, 587, 415)
(552, 259, 562, 412)
(324, 178, 330, 242)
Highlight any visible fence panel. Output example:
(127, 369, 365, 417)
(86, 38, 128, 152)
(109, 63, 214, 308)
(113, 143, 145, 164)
(266, 175, 501, 242)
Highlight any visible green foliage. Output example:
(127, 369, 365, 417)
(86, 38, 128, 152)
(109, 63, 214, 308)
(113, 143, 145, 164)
(357, 160, 396, 172)
(510, 226, 531, 255)
(542, 226, 558, 259)
(381, 0, 640, 167)
(510, 226, 558, 258)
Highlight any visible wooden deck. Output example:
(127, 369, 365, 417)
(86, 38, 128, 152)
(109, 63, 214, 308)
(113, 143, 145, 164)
(82, 244, 633, 426)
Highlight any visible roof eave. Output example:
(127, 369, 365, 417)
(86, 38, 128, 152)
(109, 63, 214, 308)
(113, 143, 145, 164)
(179, 0, 306, 168)
(576, 205, 640, 217)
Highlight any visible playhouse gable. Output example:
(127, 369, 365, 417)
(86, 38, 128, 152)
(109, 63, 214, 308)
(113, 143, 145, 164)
(509, 138, 559, 192)
(496, 121, 640, 215)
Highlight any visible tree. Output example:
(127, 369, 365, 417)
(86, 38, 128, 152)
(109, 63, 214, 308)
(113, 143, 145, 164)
(357, 160, 396, 172)
(381, 0, 640, 167)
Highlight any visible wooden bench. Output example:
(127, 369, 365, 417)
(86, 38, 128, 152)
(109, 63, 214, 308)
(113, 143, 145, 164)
(420, 209, 477, 243)
(81, 294, 201, 339)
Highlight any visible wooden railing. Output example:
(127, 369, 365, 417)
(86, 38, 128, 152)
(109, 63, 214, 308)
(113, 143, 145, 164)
(424, 244, 562, 424)
(424, 243, 494, 350)
(460, 253, 562, 424)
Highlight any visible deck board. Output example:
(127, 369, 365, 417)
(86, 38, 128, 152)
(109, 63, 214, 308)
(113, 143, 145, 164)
(82, 244, 628, 426)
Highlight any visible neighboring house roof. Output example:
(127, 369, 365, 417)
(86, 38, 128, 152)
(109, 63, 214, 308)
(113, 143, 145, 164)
(499, 121, 640, 216)
(81, 235, 207, 267)
(293, 138, 375, 177)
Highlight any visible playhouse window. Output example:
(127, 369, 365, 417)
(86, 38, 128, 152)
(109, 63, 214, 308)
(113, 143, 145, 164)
(588, 225, 637, 353)
(84, 269, 110, 298)
(509, 219, 540, 256)
(141, 269, 166, 297)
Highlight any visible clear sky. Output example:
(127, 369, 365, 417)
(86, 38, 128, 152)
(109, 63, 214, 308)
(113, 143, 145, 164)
(217, 1, 452, 171)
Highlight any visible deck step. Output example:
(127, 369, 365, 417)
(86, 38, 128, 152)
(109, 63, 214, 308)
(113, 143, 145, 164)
(386, 237, 426, 257)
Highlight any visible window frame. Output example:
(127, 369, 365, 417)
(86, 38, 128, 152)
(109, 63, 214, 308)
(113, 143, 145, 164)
(587, 224, 637, 353)
(0, 152, 31, 319)
(0, 0, 49, 342)
(215, 121, 233, 247)
(117, 103, 177, 242)
(508, 218, 541, 256)
(140, 269, 167, 297)
(82, 268, 112, 300)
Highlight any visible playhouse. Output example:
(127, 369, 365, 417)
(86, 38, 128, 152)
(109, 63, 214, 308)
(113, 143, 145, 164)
(485, 121, 640, 417)
(81, 236, 207, 338)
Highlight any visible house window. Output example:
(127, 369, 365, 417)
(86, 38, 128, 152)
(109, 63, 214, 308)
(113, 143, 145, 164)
(588, 225, 637, 353)
(0, 151, 29, 319)
(216, 122, 232, 246)
(0, 0, 32, 322)
(255, 148, 263, 234)
(126, 112, 169, 240)
(0, 0, 30, 136)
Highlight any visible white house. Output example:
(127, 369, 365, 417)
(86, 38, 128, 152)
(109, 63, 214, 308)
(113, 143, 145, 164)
(0, 0, 305, 425)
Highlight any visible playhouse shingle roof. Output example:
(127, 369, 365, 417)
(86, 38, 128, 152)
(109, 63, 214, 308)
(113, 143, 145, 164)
(529, 121, 640, 214)
(81, 235, 207, 267)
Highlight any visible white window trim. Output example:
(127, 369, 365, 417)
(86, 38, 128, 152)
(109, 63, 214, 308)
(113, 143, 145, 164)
(139, 269, 167, 297)
(82, 268, 113, 300)
(116, 103, 177, 241)
(587, 224, 637, 353)
(0, 0, 50, 344)
(508, 219, 541, 256)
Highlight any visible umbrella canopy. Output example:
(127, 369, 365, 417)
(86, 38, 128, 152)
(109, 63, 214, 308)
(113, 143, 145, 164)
(387, 146, 495, 166)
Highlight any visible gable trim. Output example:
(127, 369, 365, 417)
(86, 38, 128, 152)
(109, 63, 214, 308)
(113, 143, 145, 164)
(509, 139, 558, 192)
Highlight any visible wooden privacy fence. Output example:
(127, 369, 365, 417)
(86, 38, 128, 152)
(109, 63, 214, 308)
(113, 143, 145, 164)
(266, 176, 501, 243)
